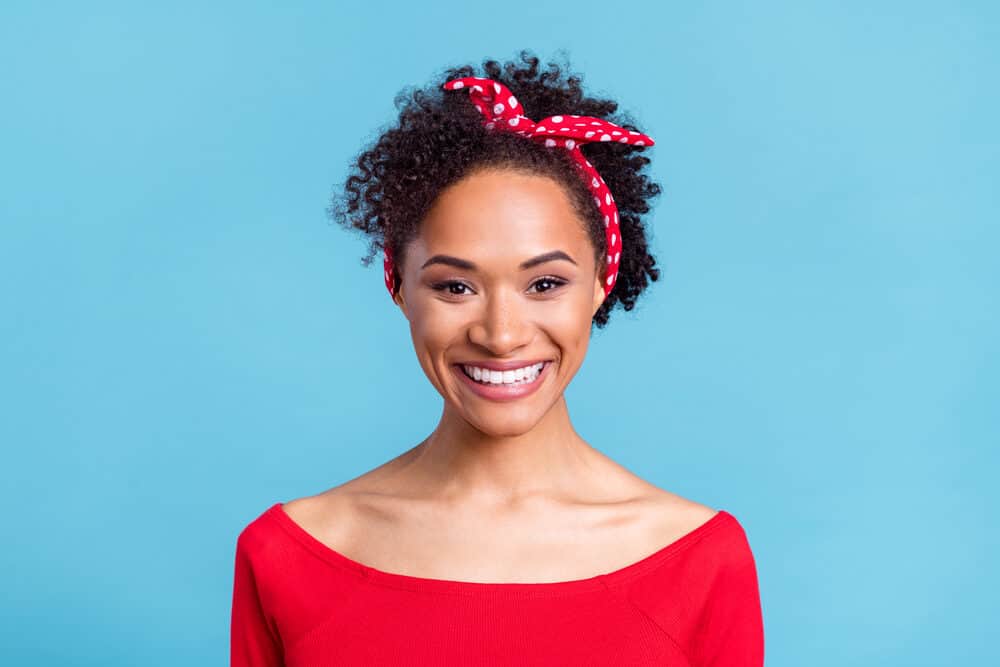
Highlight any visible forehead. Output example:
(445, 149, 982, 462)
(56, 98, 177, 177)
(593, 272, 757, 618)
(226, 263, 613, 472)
(415, 169, 590, 261)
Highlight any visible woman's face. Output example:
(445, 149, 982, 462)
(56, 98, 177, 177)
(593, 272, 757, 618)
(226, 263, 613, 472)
(395, 168, 606, 436)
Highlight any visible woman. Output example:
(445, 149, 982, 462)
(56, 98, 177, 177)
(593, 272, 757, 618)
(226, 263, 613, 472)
(231, 51, 764, 666)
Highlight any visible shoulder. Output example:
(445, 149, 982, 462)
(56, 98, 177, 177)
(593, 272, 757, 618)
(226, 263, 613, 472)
(234, 480, 364, 555)
(609, 467, 721, 541)
(602, 455, 757, 567)
(278, 483, 375, 552)
(279, 444, 426, 537)
(645, 485, 752, 556)
(579, 444, 720, 539)
(614, 492, 761, 623)
(232, 501, 290, 580)
(621, 492, 764, 664)
(628, 484, 757, 583)
(232, 489, 369, 599)
(646, 487, 719, 528)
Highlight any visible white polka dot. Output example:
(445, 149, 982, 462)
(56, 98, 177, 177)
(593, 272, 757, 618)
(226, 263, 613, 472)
(552, 115, 563, 123)
(614, 212, 618, 224)
(592, 177, 600, 187)
(508, 95, 517, 108)
(591, 121, 600, 126)
(629, 130, 638, 135)
(611, 232, 616, 246)
(537, 125, 546, 132)
(607, 254, 612, 265)
(485, 122, 495, 130)
(506, 117, 519, 127)
(493, 102, 505, 114)
(606, 275, 614, 286)
(614, 251, 620, 263)
(600, 134, 612, 141)
(594, 197, 601, 207)
(612, 131, 621, 136)
(603, 214, 609, 226)
(493, 82, 501, 93)
(585, 131, 595, 138)
(605, 193, 612, 205)
(635, 140, 645, 146)
(585, 160, 592, 167)
(565, 139, 575, 149)
(472, 85, 482, 92)
(545, 138, 556, 147)
(575, 123, 587, 127)
(619, 137, 629, 143)
(452, 81, 464, 89)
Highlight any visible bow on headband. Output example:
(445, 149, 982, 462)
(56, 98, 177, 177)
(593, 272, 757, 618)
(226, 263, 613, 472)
(382, 76, 654, 300)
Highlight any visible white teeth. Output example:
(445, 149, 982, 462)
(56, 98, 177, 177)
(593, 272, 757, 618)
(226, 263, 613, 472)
(462, 362, 545, 385)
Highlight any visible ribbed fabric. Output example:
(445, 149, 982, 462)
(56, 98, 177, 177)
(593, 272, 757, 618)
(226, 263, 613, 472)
(230, 501, 764, 666)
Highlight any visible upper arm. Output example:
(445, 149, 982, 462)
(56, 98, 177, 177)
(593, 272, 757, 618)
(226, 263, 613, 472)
(689, 521, 765, 667)
(230, 534, 284, 667)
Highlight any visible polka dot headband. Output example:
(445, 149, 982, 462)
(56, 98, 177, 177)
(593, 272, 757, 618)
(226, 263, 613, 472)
(382, 76, 655, 300)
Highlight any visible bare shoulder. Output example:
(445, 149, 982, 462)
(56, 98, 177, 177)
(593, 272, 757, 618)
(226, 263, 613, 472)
(281, 444, 419, 531)
(280, 479, 374, 547)
(651, 487, 718, 521)
(584, 446, 718, 534)
(629, 482, 721, 543)
(281, 491, 338, 540)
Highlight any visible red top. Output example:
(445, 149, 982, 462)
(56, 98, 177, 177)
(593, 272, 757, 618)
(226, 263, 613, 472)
(231, 502, 764, 666)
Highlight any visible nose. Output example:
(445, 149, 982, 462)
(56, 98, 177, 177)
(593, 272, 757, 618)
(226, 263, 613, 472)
(467, 287, 533, 355)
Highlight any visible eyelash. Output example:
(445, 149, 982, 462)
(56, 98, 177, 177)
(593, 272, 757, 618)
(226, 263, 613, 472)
(431, 276, 568, 297)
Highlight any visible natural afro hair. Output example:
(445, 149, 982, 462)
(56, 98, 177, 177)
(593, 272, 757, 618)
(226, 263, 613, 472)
(328, 49, 663, 329)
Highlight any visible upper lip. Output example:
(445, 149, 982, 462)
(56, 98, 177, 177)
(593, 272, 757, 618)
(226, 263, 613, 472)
(454, 359, 551, 371)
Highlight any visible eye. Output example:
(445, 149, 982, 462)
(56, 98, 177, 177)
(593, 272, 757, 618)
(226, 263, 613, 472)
(431, 281, 472, 296)
(530, 276, 568, 294)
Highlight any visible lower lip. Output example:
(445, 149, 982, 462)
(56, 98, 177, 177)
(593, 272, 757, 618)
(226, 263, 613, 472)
(453, 362, 552, 402)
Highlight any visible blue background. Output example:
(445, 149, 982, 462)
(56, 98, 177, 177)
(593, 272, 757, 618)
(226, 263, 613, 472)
(2, 1, 996, 664)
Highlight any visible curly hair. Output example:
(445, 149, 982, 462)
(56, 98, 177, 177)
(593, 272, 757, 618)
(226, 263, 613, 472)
(328, 49, 663, 329)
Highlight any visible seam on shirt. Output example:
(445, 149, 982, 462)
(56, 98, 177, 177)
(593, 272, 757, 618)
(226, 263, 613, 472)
(599, 575, 695, 667)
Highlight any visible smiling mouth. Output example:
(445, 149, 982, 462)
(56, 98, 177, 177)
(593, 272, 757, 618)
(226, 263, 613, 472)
(458, 361, 549, 386)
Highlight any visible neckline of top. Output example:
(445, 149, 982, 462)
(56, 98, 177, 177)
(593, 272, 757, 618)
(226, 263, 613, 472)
(265, 501, 732, 597)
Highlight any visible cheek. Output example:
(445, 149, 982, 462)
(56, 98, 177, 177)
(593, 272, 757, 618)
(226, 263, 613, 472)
(406, 305, 463, 380)
(408, 301, 466, 344)
(528, 294, 595, 361)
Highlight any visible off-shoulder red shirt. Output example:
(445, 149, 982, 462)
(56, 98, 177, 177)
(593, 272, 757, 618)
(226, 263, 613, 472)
(231, 502, 764, 666)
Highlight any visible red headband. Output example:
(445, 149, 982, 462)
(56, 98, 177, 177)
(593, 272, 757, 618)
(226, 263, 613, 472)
(382, 76, 654, 300)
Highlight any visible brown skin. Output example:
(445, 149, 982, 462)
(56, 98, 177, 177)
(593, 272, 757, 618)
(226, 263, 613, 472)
(284, 168, 717, 583)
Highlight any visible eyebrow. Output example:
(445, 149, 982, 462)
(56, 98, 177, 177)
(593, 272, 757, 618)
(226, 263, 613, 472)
(420, 250, 578, 272)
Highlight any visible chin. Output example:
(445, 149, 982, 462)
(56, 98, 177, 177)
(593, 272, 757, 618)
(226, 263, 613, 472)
(469, 416, 544, 438)
(452, 399, 552, 437)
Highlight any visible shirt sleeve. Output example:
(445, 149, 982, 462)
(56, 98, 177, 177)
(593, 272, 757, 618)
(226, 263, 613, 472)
(230, 533, 284, 667)
(688, 525, 765, 667)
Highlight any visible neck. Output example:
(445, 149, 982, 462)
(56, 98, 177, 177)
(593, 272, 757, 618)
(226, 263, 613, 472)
(397, 395, 603, 506)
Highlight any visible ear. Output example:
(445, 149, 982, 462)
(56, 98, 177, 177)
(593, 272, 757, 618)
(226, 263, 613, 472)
(393, 284, 408, 316)
(592, 270, 607, 317)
